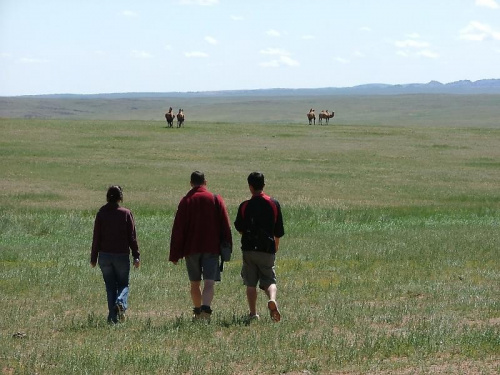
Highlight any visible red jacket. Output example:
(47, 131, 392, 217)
(169, 186, 232, 262)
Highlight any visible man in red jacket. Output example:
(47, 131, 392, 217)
(169, 171, 232, 320)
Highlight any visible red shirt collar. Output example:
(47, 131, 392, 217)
(191, 185, 207, 193)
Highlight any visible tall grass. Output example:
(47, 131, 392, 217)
(1, 116, 499, 374)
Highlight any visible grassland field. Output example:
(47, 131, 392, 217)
(0, 94, 499, 374)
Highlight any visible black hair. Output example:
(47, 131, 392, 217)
(247, 172, 265, 191)
(106, 185, 123, 203)
(190, 171, 205, 186)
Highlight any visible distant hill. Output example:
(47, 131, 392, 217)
(11, 79, 500, 99)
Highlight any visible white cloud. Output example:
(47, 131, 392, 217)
(417, 50, 439, 58)
(460, 21, 500, 41)
(301, 35, 315, 40)
(395, 46, 438, 58)
(179, 0, 219, 5)
(205, 36, 218, 45)
(266, 29, 281, 37)
(354, 50, 365, 58)
(475, 0, 499, 9)
(259, 56, 299, 68)
(230, 15, 243, 21)
(359, 26, 372, 32)
(131, 50, 153, 59)
(185, 51, 209, 58)
(1, 52, 13, 58)
(122, 10, 138, 17)
(260, 48, 290, 56)
(259, 48, 299, 67)
(394, 35, 438, 59)
(395, 39, 430, 48)
(279, 56, 300, 67)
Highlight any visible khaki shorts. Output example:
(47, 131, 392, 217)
(185, 253, 221, 282)
(241, 251, 276, 289)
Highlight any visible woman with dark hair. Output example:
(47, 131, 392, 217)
(91, 185, 140, 323)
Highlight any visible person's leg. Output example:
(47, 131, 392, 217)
(201, 279, 215, 307)
(185, 254, 203, 318)
(259, 254, 280, 322)
(264, 283, 277, 301)
(98, 253, 118, 323)
(199, 279, 215, 320)
(115, 254, 130, 310)
(246, 286, 258, 316)
(190, 281, 202, 308)
(242, 251, 260, 317)
(265, 284, 280, 322)
(114, 254, 130, 322)
(199, 253, 220, 320)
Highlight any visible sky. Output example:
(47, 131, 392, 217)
(1, 0, 499, 96)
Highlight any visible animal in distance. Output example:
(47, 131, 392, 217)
(165, 107, 175, 127)
(176, 109, 185, 128)
(318, 110, 334, 125)
(307, 108, 316, 125)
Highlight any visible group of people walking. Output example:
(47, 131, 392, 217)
(90, 171, 285, 324)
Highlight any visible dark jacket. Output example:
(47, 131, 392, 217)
(234, 192, 284, 253)
(169, 186, 232, 263)
(91, 203, 140, 264)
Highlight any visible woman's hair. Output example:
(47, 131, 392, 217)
(247, 172, 265, 191)
(106, 185, 123, 203)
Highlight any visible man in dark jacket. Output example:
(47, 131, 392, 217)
(234, 172, 284, 322)
(169, 171, 232, 320)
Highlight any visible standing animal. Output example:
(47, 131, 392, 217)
(176, 109, 185, 128)
(165, 107, 175, 127)
(307, 108, 316, 125)
(318, 110, 334, 125)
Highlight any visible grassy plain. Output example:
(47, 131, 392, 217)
(2, 94, 500, 127)
(1, 95, 499, 374)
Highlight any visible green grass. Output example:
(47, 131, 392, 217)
(1, 111, 499, 374)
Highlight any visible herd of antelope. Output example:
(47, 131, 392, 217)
(307, 108, 334, 125)
(164, 107, 185, 128)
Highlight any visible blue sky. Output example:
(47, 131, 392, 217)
(1, 0, 499, 96)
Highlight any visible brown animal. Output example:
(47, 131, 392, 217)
(307, 108, 316, 125)
(318, 110, 334, 125)
(176, 109, 185, 127)
(165, 107, 175, 127)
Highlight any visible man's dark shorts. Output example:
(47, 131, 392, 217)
(241, 251, 276, 289)
(185, 252, 221, 281)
